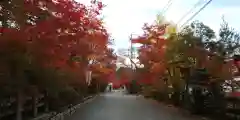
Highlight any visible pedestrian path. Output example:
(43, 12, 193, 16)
(65, 93, 208, 120)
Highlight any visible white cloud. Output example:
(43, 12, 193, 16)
(193, 6, 240, 34)
(77, 0, 197, 48)
(100, 0, 220, 49)
(76, 0, 240, 49)
(101, 0, 183, 49)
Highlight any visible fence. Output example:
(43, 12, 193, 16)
(0, 93, 47, 120)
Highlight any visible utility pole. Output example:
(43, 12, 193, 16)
(130, 34, 133, 69)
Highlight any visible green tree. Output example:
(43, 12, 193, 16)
(216, 18, 240, 57)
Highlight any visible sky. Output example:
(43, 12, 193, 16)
(78, 0, 240, 50)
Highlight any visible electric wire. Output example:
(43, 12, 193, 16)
(161, 0, 174, 16)
(177, 0, 205, 25)
(180, 0, 213, 29)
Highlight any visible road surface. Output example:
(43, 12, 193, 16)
(65, 92, 208, 120)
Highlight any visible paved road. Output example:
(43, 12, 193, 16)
(65, 92, 208, 120)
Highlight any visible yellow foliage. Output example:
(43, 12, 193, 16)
(150, 39, 157, 44)
(156, 14, 164, 25)
(166, 25, 177, 34)
(98, 67, 112, 74)
(88, 54, 97, 60)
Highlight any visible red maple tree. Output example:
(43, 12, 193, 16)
(0, 1, 115, 119)
(131, 23, 168, 85)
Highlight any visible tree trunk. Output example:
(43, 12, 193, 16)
(16, 91, 23, 120)
(97, 82, 100, 93)
(44, 90, 49, 112)
(32, 94, 38, 117)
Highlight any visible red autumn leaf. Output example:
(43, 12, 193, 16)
(0, 0, 116, 88)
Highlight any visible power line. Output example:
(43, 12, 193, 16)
(162, 0, 173, 14)
(161, 0, 174, 16)
(161, 0, 172, 13)
(180, 0, 213, 28)
(177, 0, 204, 24)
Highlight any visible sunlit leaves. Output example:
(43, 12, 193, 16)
(130, 17, 174, 86)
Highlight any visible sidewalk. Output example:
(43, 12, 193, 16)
(31, 95, 97, 120)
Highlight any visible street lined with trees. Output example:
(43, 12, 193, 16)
(0, 0, 240, 120)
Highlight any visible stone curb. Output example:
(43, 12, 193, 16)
(32, 95, 98, 120)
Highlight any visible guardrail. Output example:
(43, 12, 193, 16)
(0, 93, 96, 120)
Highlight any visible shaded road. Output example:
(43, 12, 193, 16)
(65, 92, 208, 120)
